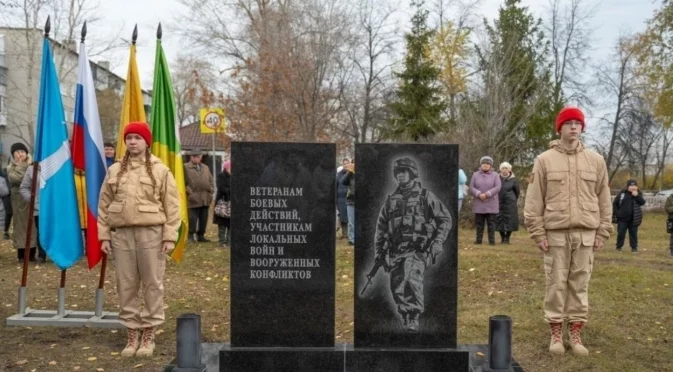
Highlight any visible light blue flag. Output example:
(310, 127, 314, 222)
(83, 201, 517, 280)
(34, 38, 83, 270)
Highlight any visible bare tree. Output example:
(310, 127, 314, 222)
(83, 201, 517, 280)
(335, 0, 399, 145)
(621, 100, 661, 187)
(593, 36, 638, 181)
(545, 0, 597, 107)
(171, 55, 220, 126)
(176, 0, 354, 142)
(651, 127, 673, 190)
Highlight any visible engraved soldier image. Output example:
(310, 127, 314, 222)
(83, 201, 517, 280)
(361, 157, 452, 332)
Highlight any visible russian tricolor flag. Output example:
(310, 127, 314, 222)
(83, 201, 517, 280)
(72, 41, 106, 269)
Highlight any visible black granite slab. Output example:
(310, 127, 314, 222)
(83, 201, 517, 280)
(345, 346, 469, 372)
(458, 344, 524, 372)
(354, 144, 459, 348)
(168, 343, 524, 372)
(219, 345, 345, 372)
(230, 142, 336, 347)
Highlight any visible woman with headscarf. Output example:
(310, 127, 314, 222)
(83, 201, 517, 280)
(496, 162, 520, 244)
(7, 142, 39, 261)
(469, 156, 501, 245)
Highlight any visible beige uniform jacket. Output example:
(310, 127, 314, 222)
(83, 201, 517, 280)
(98, 155, 181, 242)
(524, 140, 613, 244)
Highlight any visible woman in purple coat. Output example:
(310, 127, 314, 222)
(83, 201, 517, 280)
(469, 156, 502, 245)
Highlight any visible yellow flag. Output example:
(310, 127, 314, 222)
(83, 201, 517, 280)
(116, 44, 146, 159)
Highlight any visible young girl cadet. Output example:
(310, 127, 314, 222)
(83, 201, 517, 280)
(98, 122, 180, 358)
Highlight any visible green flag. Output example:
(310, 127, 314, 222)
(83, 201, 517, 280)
(150, 38, 189, 263)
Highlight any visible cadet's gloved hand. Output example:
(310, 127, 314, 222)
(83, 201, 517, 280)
(429, 241, 443, 257)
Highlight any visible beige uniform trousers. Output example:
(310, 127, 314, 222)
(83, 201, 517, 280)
(112, 225, 166, 329)
(543, 229, 595, 324)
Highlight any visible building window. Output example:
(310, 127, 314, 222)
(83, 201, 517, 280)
(0, 66, 7, 86)
(0, 95, 4, 113)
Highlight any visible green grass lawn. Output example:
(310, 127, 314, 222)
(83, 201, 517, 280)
(0, 214, 671, 371)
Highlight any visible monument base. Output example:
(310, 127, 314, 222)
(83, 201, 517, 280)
(219, 345, 345, 372)
(186, 343, 522, 372)
(345, 345, 469, 372)
(458, 345, 524, 372)
(6, 308, 122, 328)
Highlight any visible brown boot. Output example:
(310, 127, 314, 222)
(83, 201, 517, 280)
(121, 328, 141, 358)
(135, 327, 156, 358)
(549, 323, 565, 355)
(569, 322, 589, 356)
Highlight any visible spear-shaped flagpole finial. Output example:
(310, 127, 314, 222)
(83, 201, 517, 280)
(157, 22, 162, 40)
(44, 16, 51, 38)
(132, 24, 138, 45)
(81, 21, 87, 43)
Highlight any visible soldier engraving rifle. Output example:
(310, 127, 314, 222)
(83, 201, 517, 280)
(423, 222, 439, 265)
(360, 238, 391, 296)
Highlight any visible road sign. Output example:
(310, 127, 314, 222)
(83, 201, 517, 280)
(200, 108, 225, 133)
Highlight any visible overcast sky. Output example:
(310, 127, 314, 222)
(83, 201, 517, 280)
(92, 0, 658, 91)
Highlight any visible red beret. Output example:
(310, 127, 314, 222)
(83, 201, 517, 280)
(123, 122, 152, 146)
(555, 107, 585, 133)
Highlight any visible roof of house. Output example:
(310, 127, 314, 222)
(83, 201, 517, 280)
(179, 122, 229, 152)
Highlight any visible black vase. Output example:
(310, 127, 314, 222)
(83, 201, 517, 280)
(488, 315, 512, 369)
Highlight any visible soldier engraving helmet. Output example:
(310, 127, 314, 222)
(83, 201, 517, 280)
(393, 157, 419, 179)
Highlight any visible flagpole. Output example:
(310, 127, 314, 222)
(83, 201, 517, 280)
(57, 269, 66, 315)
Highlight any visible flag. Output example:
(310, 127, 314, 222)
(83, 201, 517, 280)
(34, 38, 83, 270)
(150, 38, 189, 262)
(72, 41, 106, 269)
(116, 43, 146, 159)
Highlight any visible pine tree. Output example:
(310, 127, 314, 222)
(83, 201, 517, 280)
(387, 0, 447, 141)
(477, 0, 555, 163)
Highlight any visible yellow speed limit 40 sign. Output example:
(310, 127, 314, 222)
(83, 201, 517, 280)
(200, 108, 226, 133)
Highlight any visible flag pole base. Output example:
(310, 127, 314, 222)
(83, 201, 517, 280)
(57, 288, 66, 316)
(18, 287, 27, 315)
(95, 288, 104, 317)
(6, 309, 123, 328)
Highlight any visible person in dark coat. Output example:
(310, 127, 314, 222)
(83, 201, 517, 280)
(345, 162, 355, 245)
(336, 158, 351, 239)
(496, 162, 520, 244)
(613, 179, 645, 252)
(214, 161, 231, 247)
(0, 166, 12, 240)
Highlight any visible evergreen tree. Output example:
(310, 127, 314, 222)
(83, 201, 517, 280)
(387, 0, 447, 141)
(477, 0, 556, 163)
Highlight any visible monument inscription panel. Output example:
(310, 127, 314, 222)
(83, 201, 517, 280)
(230, 142, 336, 347)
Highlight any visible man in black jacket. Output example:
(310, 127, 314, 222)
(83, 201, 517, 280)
(613, 179, 646, 252)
